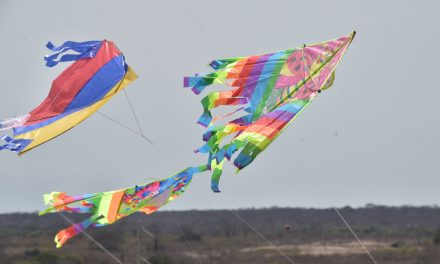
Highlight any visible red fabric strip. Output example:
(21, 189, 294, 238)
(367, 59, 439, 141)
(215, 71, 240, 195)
(25, 41, 120, 125)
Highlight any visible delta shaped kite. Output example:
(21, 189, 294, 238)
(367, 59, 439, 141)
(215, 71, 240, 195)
(0, 40, 137, 155)
(184, 31, 356, 192)
(40, 32, 355, 248)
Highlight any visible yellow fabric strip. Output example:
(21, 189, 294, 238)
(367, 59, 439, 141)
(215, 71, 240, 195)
(96, 193, 113, 225)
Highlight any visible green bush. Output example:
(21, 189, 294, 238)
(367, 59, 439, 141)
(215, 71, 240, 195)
(433, 228, 440, 245)
(149, 254, 173, 264)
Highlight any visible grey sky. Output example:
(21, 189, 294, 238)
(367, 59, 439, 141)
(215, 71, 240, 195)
(0, 0, 439, 213)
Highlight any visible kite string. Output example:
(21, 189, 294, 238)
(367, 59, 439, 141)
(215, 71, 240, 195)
(299, 44, 378, 264)
(179, 0, 227, 84)
(292, 152, 379, 264)
(231, 211, 296, 264)
(180, 0, 223, 58)
(94, 96, 154, 145)
(167, 211, 203, 264)
(333, 208, 379, 264)
(123, 90, 154, 145)
(57, 212, 124, 264)
(96, 111, 146, 140)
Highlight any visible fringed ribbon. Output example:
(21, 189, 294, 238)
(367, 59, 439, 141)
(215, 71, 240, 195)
(0, 135, 31, 152)
(44, 40, 102, 67)
(0, 115, 29, 131)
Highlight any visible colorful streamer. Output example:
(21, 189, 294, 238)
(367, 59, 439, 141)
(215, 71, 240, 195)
(40, 166, 207, 248)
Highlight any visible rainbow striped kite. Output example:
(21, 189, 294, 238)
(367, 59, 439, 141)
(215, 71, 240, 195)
(0, 40, 137, 155)
(184, 31, 356, 192)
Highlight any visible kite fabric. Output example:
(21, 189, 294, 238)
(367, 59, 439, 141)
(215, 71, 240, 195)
(39, 165, 208, 248)
(0, 40, 138, 155)
(40, 32, 355, 248)
(184, 31, 356, 192)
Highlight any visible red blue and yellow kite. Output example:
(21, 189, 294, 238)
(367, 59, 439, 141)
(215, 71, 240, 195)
(0, 40, 137, 155)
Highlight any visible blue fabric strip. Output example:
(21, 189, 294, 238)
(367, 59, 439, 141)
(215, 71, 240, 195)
(44, 40, 102, 67)
(197, 111, 212, 127)
(0, 135, 32, 152)
(64, 55, 125, 112)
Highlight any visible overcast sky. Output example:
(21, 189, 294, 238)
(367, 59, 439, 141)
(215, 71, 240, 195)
(0, 0, 439, 213)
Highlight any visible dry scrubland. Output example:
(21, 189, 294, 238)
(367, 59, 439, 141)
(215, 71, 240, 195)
(1, 206, 440, 264)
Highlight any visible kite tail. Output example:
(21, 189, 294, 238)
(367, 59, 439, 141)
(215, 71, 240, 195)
(0, 135, 31, 152)
(198, 87, 248, 127)
(0, 115, 29, 131)
(40, 192, 108, 247)
(44, 40, 102, 67)
(54, 214, 103, 248)
(208, 139, 250, 192)
(209, 158, 225, 193)
(0, 115, 32, 152)
(232, 142, 264, 171)
(206, 102, 315, 190)
(209, 57, 242, 70)
(184, 56, 242, 94)
(197, 123, 243, 153)
(183, 74, 215, 95)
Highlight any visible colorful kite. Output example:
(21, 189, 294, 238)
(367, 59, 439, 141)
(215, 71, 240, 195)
(41, 32, 355, 247)
(184, 31, 356, 192)
(0, 40, 137, 155)
(40, 166, 207, 248)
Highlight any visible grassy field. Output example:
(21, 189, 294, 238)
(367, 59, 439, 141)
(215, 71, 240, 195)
(1, 206, 440, 263)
